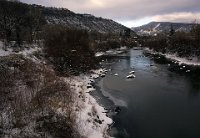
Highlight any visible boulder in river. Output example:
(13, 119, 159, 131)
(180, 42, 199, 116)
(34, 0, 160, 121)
(186, 70, 191, 73)
(101, 74, 106, 77)
(126, 74, 136, 79)
(115, 107, 121, 113)
(129, 71, 135, 74)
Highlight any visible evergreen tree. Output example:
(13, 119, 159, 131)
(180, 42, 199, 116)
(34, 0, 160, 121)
(169, 24, 175, 36)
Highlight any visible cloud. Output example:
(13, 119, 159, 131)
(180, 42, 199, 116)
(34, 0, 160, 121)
(153, 12, 200, 23)
(76, 0, 200, 20)
(20, 0, 200, 26)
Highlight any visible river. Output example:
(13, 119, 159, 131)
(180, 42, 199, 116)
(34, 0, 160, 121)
(92, 48, 200, 138)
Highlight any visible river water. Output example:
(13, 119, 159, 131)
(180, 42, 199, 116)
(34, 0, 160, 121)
(92, 49, 200, 138)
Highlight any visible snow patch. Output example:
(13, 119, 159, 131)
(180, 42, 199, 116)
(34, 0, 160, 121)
(153, 23, 160, 31)
(145, 48, 200, 66)
(164, 54, 200, 66)
(0, 41, 41, 58)
(95, 47, 127, 57)
(65, 69, 113, 138)
(95, 52, 105, 57)
(0, 41, 11, 56)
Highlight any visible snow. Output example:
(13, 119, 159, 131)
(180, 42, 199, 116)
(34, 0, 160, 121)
(95, 52, 105, 57)
(0, 40, 113, 137)
(186, 70, 191, 73)
(145, 48, 200, 66)
(18, 46, 41, 57)
(119, 46, 127, 51)
(1, 39, 113, 137)
(65, 69, 113, 138)
(95, 47, 127, 57)
(0, 41, 41, 58)
(0, 41, 43, 65)
(126, 74, 136, 79)
(164, 54, 200, 66)
(153, 23, 160, 31)
(129, 71, 135, 74)
(0, 41, 11, 56)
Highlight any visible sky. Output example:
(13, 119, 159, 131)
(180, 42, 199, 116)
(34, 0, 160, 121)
(20, 0, 200, 27)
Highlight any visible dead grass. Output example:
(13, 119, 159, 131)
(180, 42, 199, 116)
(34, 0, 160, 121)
(0, 55, 83, 138)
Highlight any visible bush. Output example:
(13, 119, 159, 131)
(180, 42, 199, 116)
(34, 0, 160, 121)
(43, 25, 96, 75)
(143, 25, 200, 57)
(0, 55, 82, 138)
(144, 33, 168, 53)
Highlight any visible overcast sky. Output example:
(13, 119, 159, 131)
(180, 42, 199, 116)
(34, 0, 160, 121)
(20, 0, 200, 27)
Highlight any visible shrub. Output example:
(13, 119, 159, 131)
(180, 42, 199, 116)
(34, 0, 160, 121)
(43, 25, 96, 75)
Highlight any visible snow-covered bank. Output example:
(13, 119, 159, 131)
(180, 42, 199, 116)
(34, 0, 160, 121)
(0, 40, 113, 137)
(164, 54, 200, 66)
(144, 48, 200, 66)
(0, 41, 41, 58)
(65, 69, 113, 138)
(95, 47, 127, 57)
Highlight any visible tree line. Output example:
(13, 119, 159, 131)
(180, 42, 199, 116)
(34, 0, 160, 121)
(143, 23, 200, 57)
(0, 0, 137, 75)
(0, 0, 46, 49)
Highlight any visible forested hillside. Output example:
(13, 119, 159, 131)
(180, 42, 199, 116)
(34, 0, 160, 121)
(143, 23, 200, 58)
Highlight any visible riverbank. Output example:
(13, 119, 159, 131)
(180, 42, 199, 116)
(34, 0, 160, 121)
(66, 69, 113, 138)
(144, 48, 200, 66)
(95, 46, 128, 57)
(0, 41, 113, 138)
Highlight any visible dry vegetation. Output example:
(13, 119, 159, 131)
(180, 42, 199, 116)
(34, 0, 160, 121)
(143, 24, 200, 57)
(43, 25, 96, 75)
(0, 55, 83, 138)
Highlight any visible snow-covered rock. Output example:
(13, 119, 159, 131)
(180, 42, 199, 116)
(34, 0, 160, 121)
(129, 71, 135, 74)
(126, 74, 136, 79)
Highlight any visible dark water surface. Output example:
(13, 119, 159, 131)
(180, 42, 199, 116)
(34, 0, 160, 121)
(93, 49, 200, 138)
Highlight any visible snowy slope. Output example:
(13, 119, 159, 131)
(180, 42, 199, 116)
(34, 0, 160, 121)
(132, 22, 193, 36)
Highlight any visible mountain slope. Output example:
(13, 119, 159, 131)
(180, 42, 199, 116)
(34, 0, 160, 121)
(132, 22, 193, 36)
(39, 6, 133, 34)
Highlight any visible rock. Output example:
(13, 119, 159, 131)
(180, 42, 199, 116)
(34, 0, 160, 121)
(104, 69, 108, 73)
(87, 85, 93, 89)
(94, 119, 102, 124)
(129, 71, 135, 74)
(90, 80, 95, 83)
(126, 74, 136, 79)
(115, 107, 121, 113)
(101, 74, 106, 77)
(98, 120, 102, 124)
(186, 70, 191, 73)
